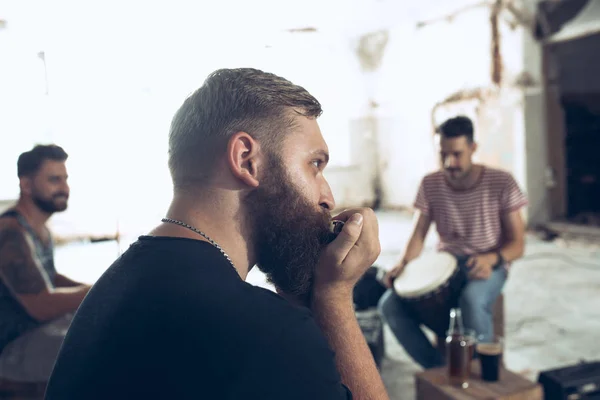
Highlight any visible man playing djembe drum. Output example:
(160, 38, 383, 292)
(378, 116, 527, 369)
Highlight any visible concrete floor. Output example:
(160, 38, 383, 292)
(54, 210, 600, 399)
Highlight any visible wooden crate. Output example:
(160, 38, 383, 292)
(415, 361, 543, 400)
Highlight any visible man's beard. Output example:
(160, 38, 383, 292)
(445, 165, 471, 181)
(32, 191, 69, 214)
(244, 155, 332, 299)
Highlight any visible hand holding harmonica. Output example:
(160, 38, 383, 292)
(315, 208, 381, 297)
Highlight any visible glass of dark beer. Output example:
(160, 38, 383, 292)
(476, 336, 503, 382)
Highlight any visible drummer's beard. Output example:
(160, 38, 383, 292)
(244, 154, 332, 299)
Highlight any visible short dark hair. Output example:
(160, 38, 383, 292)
(168, 68, 323, 191)
(17, 144, 68, 177)
(436, 116, 474, 143)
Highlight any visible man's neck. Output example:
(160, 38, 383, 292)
(446, 164, 483, 191)
(152, 191, 254, 280)
(14, 198, 51, 231)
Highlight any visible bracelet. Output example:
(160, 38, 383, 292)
(494, 251, 505, 269)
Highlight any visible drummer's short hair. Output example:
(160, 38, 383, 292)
(436, 116, 474, 143)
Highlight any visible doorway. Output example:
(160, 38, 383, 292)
(540, 0, 600, 226)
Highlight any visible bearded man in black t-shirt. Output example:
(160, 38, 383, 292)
(45, 68, 390, 400)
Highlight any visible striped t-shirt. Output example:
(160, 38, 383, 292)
(414, 166, 528, 257)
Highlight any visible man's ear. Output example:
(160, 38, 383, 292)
(226, 132, 262, 188)
(19, 177, 33, 195)
(470, 141, 478, 153)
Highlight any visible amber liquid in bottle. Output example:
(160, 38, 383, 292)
(446, 308, 470, 388)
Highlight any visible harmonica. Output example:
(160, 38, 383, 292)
(329, 220, 345, 236)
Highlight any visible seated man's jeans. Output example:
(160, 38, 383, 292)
(378, 257, 507, 369)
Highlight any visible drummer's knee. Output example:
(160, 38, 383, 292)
(459, 271, 506, 315)
(377, 289, 397, 319)
(377, 289, 405, 321)
(459, 286, 494, 318)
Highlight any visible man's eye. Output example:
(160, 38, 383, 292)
(312, 160, 322, 168)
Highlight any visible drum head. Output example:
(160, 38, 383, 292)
(393, 252, 457, 298)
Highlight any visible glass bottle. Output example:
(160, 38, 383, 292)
(446, 308, 470, 388)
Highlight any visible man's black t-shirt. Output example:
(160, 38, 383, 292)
(45, 236, 352, 399)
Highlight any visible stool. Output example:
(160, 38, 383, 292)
(0, 378, 46, 400)
(436, 293, 505, 354)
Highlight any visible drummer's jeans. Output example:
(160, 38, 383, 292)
(378, 263, 507, 369)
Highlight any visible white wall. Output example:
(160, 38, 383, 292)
(1, 0, 375, 236)
(0, 0, 548, 235)
(522, 13, 551, 225)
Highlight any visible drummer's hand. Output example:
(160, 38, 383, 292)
(383, 260, 407, 289)
(466, 253, 497, 280)
(312, 208, 381, 300)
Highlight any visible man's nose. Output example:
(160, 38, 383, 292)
(444, 157, 457, 168)
(319, 181, 335, 211)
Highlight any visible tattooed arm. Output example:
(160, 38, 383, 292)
(0, 222, 90, 322)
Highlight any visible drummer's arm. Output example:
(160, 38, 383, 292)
(401, 211, 432, 264)
(497, 209, 525, 263)
(385, 211, 432, 287)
